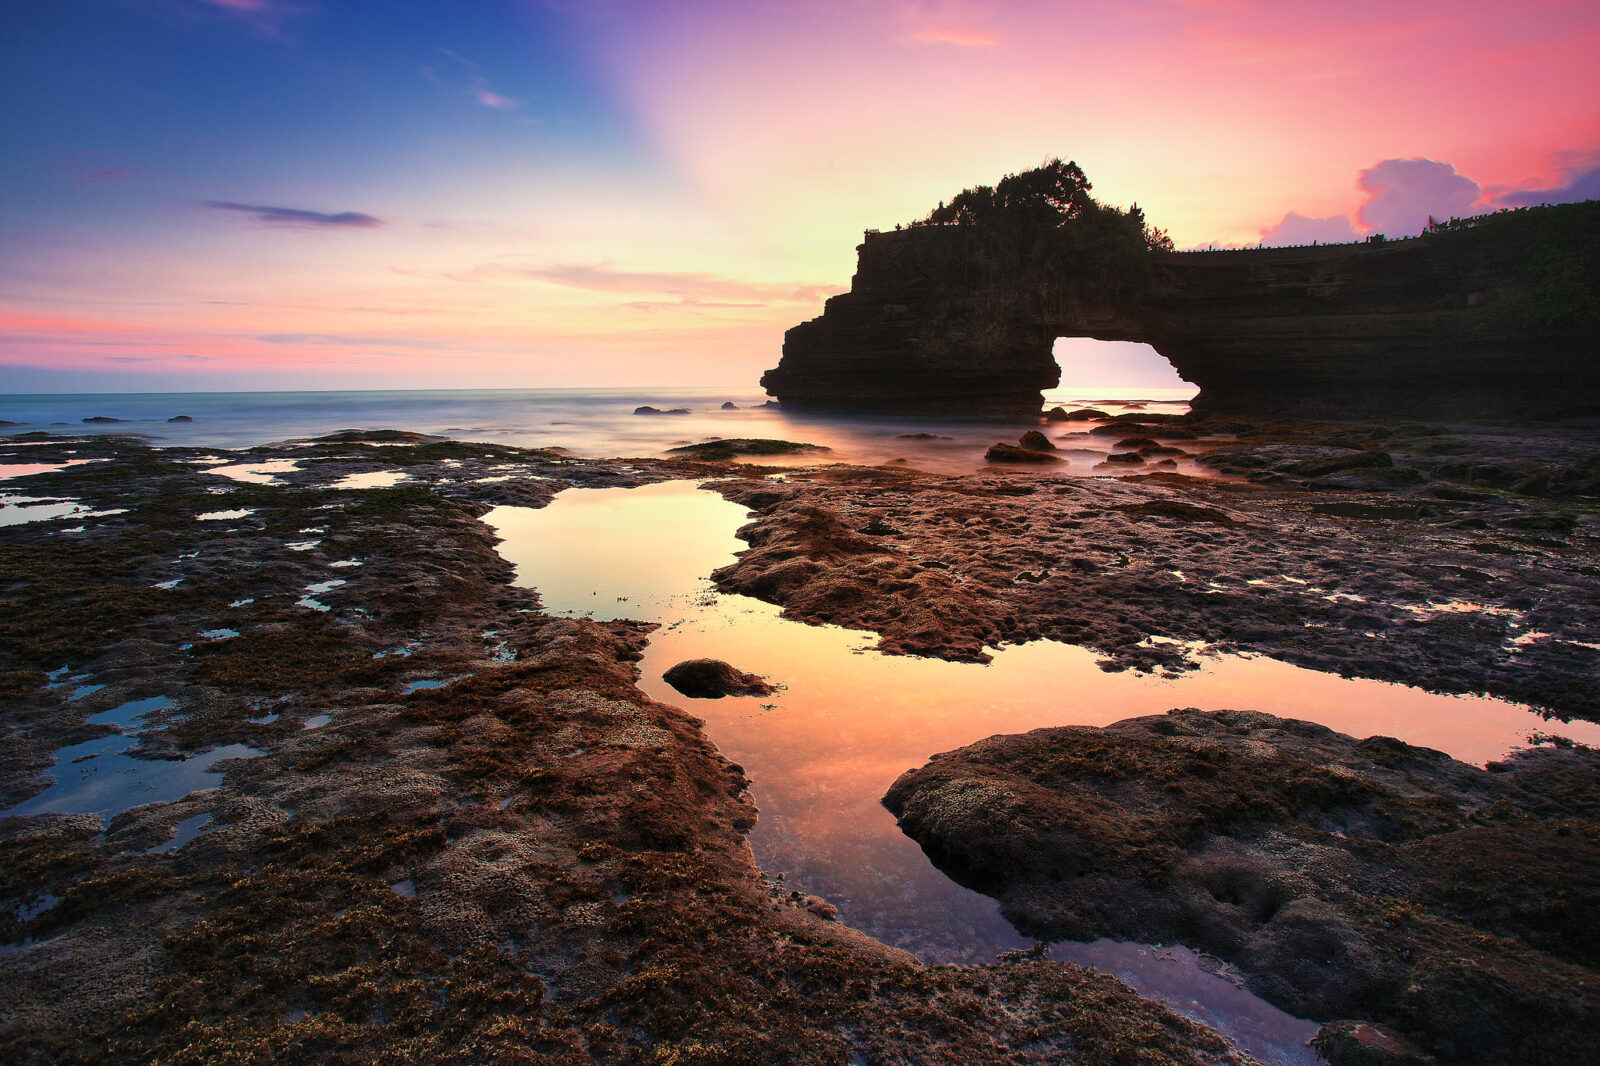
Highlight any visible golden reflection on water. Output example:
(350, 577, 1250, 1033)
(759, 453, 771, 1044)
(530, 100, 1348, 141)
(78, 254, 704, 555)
(487, 481, 1600, 965)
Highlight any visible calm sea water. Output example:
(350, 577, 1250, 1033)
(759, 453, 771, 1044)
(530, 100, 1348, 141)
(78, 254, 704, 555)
(1, 386, 1197, 474)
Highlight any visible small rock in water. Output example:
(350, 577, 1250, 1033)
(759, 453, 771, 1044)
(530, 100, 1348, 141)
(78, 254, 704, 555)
(986, 442, 1062, 463)
(662, 658, 776, 699)
(634, 406, 691, 415)
(721, 401, 739, 410)
(168, 415, 194, 423)
(83, 416, 127, 423)
(1019, 430, 1056, 451)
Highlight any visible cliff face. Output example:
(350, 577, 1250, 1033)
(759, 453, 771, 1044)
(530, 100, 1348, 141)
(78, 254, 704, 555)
(763, 201, 1600, 419)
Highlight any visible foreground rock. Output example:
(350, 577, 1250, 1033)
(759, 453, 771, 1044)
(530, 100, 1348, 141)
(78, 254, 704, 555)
(0, 433, 1249, 1066)
(884, 709, 1600, 1065)
(661, 658, 776, 699)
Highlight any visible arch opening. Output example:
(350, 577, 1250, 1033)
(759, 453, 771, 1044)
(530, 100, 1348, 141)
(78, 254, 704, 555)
(1047, 337, 1196, 409)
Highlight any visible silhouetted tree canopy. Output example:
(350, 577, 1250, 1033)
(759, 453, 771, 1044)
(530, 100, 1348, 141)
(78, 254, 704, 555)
(910, 158, 1174, 254)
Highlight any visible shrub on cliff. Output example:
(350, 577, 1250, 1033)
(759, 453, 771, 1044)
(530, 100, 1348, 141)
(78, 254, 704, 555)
(909, 158, 1173, 255)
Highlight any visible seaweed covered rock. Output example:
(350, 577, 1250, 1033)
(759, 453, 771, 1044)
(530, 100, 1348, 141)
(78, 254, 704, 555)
(661, 658, 776, 699)
(883, 709, 1600, 1066)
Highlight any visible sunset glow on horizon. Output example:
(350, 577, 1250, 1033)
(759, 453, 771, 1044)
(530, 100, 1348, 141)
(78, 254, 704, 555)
(3, 0, 1597, 392)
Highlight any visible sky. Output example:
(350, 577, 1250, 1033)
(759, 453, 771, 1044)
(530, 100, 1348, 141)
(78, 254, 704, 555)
(1, 0, 1597, 393)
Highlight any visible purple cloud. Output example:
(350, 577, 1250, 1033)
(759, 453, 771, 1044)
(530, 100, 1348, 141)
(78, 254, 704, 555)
(1259, 156, 1499, 246)
(1357, 158, 1480, 236)
(1259, 212, 1361, 246)
(206, 201, 383, 228)
(1492, 166, 1600, 209)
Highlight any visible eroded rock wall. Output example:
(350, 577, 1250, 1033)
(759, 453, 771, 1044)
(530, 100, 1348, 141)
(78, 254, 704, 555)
(764, 201, 1600, 419)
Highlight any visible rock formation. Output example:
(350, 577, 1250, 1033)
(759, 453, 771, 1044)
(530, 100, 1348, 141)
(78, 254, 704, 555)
(763, 201, 1600, 419)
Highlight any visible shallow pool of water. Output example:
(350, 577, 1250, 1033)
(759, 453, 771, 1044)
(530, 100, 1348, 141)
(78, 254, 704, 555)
(486, 480, 1597, 1064)
(2, 735, 261, 824)
(330, 469, 409, 490)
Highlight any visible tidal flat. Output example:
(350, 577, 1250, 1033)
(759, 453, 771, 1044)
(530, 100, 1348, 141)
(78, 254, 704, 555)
(1, 411, 1596, 1065)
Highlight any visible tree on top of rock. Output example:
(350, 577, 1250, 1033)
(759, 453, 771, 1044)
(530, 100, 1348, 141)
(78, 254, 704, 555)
(911, 158, 1173, 254)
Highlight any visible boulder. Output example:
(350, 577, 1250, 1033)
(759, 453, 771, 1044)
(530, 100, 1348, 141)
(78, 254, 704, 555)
(1018, 430, 1056, 451)
(662, 658, 776, 699)
(884, 710, 1600, 1066)
(985, 442, 1062, 464)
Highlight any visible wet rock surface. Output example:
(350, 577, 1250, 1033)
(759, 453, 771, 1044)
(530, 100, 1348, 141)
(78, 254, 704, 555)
(710, 416, 1600, 719)
(883, 709, 1600, 1066)
(0, 431, 1250, 1066)
(661, 658, 776, 699)
(666, 438, 830, 462)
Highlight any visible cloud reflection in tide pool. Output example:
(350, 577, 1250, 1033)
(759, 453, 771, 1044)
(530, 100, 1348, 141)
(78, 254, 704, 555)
(486, 480, 1596, 1064)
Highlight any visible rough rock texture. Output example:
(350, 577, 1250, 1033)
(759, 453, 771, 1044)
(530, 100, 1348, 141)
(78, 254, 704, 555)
(763, 201, 1600, 419)
(666, 438, 830, 462)
(708, 417, 1600, 719)
(984, 442, 1062, 464)
(661, 658, 776, 699)
(0, 433, 1250, 1066)
(883, 709, 1600, 1066)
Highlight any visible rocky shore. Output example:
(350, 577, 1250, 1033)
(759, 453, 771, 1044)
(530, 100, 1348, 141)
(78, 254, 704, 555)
(3, 405, 1596, 1064)
(883, 710, 1600, 1065)
(0, 431, 1249, 1065)
(708, 414, 1600, 720)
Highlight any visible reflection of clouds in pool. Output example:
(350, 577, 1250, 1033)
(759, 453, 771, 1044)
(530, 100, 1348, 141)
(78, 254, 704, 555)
(2, 716, 259, 825)
(486, 479, 1598, 1065)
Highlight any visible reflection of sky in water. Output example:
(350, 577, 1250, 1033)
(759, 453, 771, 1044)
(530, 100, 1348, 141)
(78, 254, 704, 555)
(3, 388, 1205, 474)
(0, 460, 101, 480)
(3, 694, 260, 824)
(205, 460, 300, 485)
(329, 469, 409, 490)
(489, 480, 1599, 1066)
(0, 495, 128, 528)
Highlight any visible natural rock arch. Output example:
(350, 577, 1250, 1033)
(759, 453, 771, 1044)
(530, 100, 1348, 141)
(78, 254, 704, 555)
(763, 201, 1600, 420)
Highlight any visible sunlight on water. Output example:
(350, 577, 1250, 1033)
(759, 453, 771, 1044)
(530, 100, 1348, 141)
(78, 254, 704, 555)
(4, 388, 1209, 474)
(489, 479, 1594, 1063)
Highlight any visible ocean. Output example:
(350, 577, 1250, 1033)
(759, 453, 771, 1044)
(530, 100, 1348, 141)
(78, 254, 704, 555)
(0, 386, 1198, 474)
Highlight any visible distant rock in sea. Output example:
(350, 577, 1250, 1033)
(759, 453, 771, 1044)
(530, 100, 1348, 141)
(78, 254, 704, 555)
(985, 442, 1062, 463)
(168, 415, 194, 423)
(666, 438, 829, 461)
(1019, 430, 1056, 451)
(720, 401, 739, 410)
(83, 416, 127, 423)
(634, 406, 691, 415)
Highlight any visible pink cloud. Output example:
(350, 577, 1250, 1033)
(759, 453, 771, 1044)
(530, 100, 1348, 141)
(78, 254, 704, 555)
(426, 49, 521, 112)
(1259, 212, 1361, 246)
(1358, 158, 1480, 236)
(911, 27, 1000, 47)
